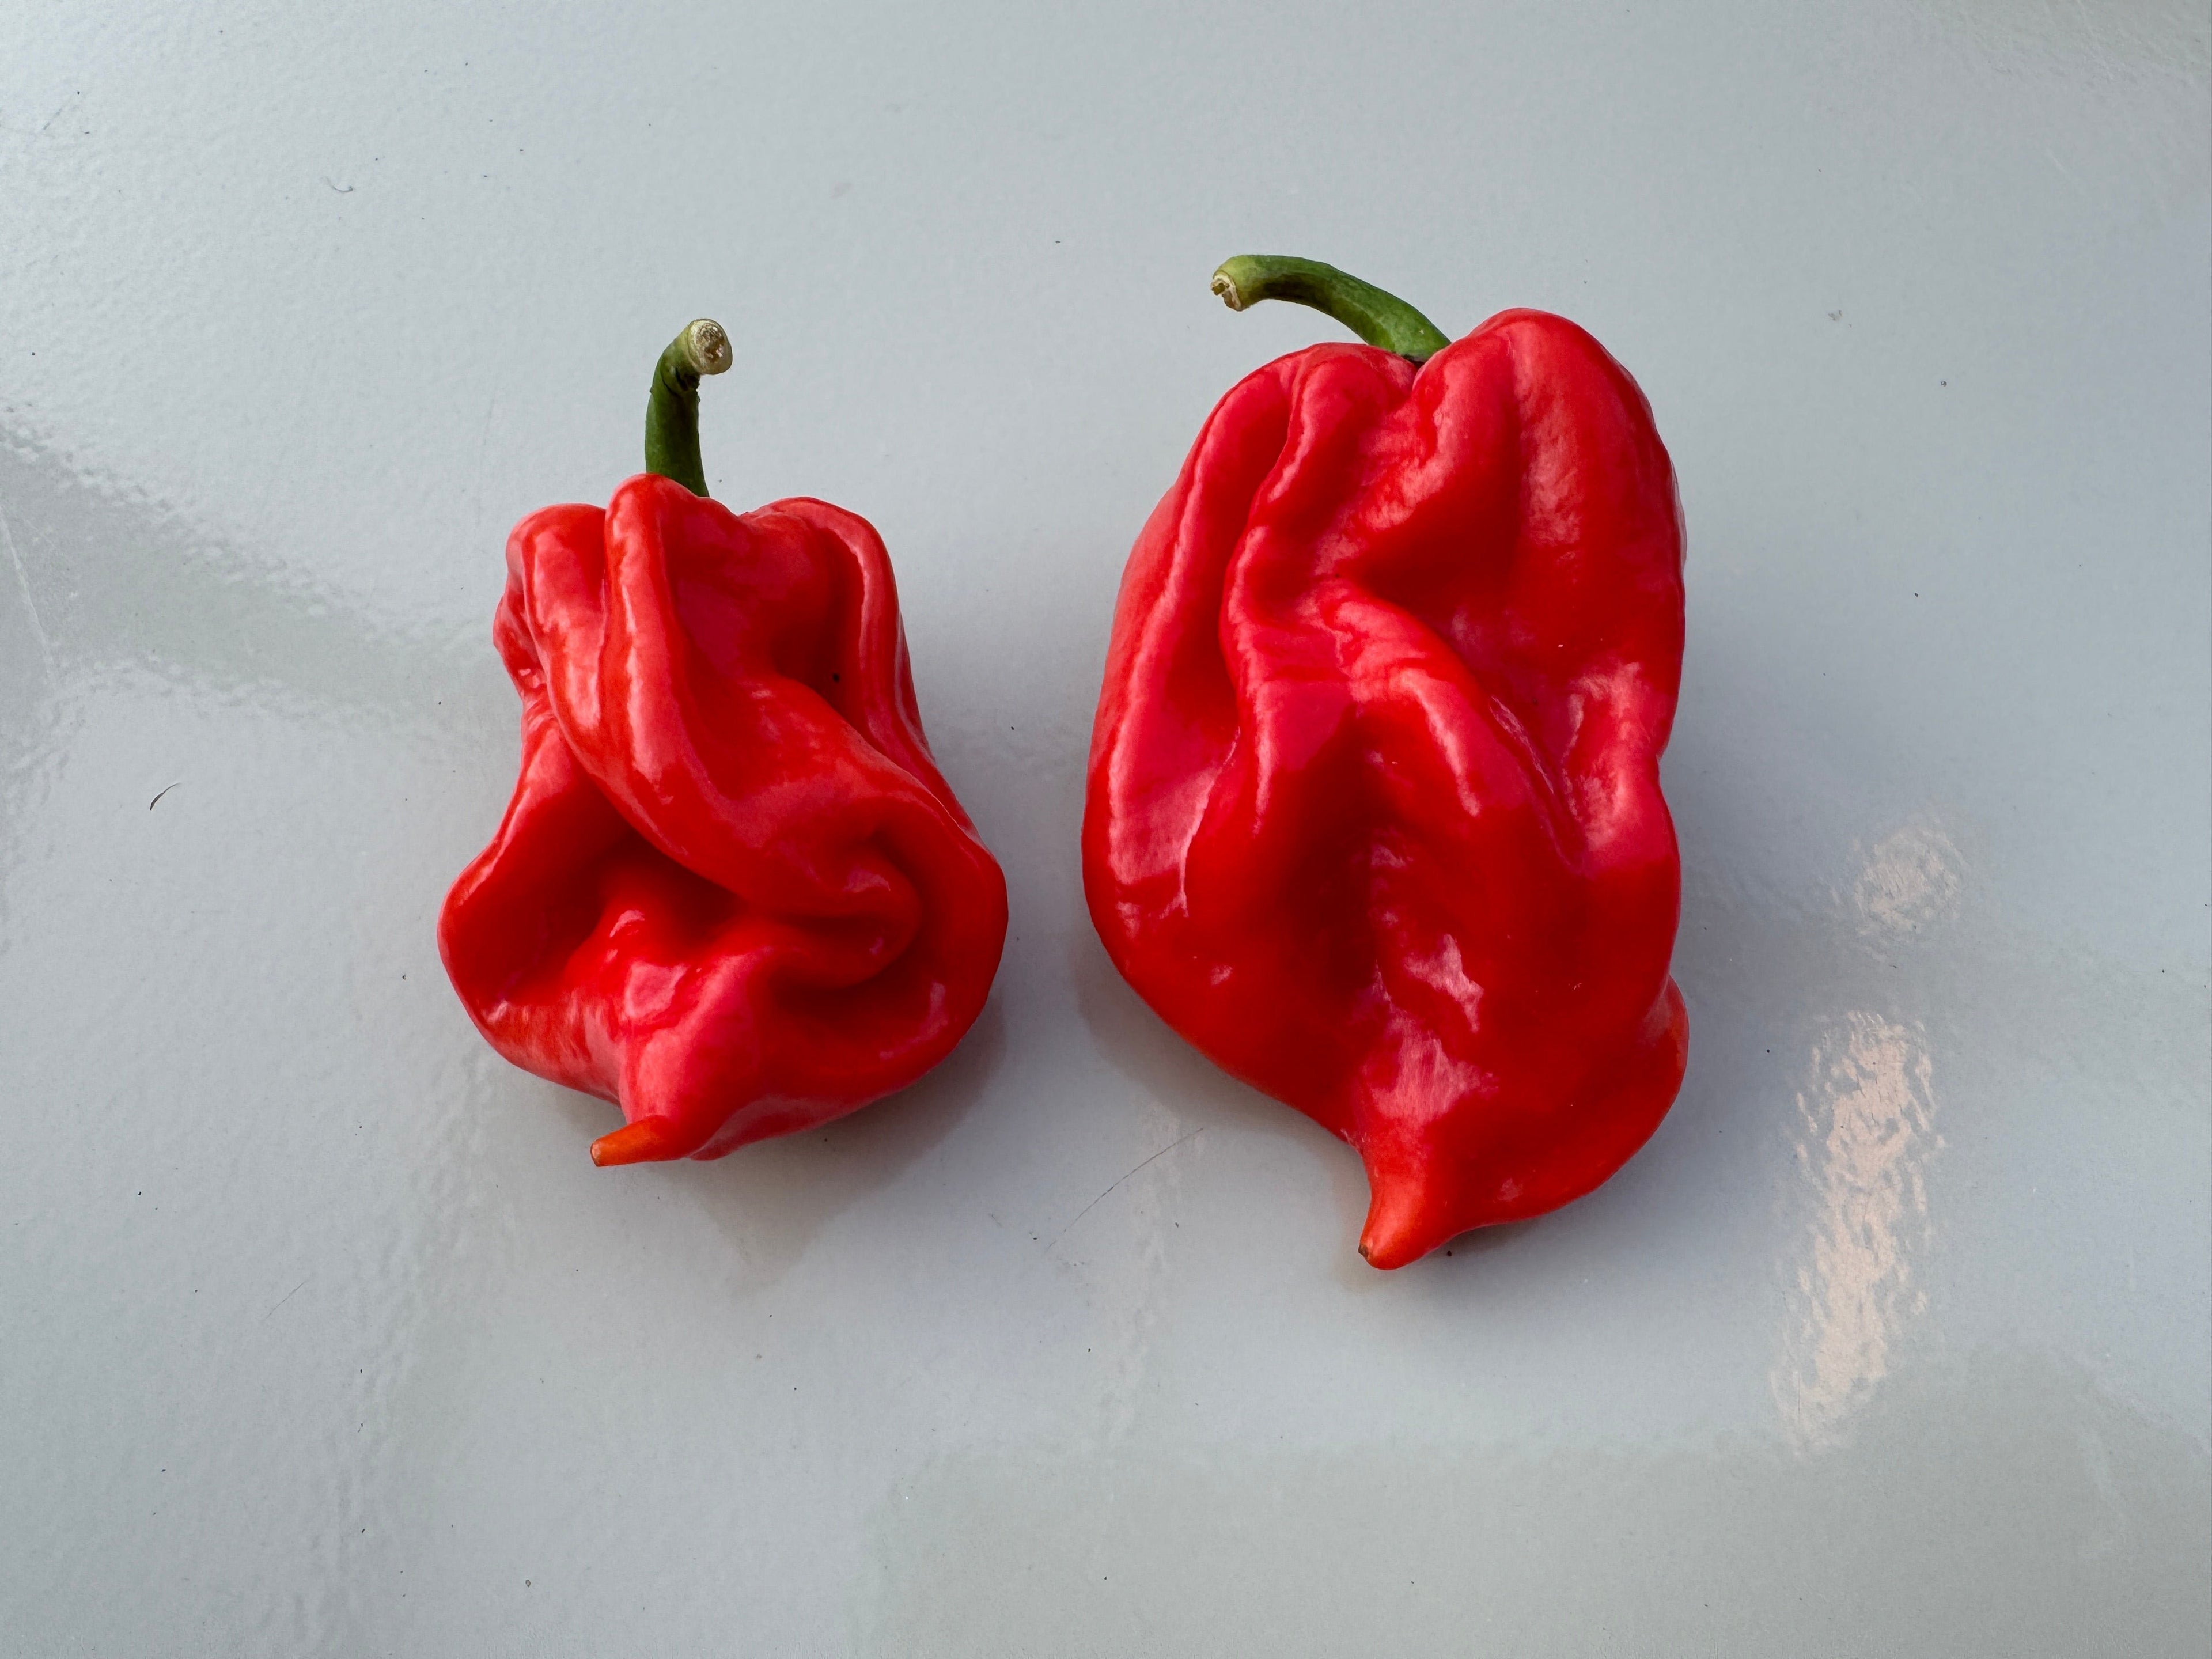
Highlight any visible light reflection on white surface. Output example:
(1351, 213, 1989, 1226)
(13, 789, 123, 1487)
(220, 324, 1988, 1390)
(1772, 820, 1960, 1446)
(1774, 1010, 1940, 1448)
(1849, 815, 1964, 938)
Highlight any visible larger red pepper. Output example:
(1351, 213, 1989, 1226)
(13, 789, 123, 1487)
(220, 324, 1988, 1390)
(441, 320, 1006, 1165)
(1084, 258, 1687, 1268)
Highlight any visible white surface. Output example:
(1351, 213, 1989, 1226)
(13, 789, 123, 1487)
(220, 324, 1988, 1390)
(5, 2, 2210, 1653)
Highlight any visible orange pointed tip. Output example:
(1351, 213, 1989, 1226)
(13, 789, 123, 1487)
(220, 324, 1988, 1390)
(590, 1116, 692, 1167)
(1357, 1158, 1443, 1270)
(1356, 1221, 1427, 1271)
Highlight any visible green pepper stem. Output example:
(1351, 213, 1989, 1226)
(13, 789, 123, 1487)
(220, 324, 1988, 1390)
(643, 319, 733, 497)
(1209, 256, 1452, 363)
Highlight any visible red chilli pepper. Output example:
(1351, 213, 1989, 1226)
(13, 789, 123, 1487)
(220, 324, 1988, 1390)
(1084, 258, 1687, 1268)
(441, 320, 1006, 1166)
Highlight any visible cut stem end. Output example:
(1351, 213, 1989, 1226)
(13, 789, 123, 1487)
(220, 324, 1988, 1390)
(679, 317, 733, 378)
(643, 316, 730, 498)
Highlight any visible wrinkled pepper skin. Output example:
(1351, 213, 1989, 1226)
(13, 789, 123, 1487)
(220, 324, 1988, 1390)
(1084, 310, 1687, 1267)
(441, 473, 1006, 1165)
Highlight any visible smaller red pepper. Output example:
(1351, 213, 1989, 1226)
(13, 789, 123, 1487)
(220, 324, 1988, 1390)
(441, 320, 1006, 1165)
(1084, 259, 1688, 1267)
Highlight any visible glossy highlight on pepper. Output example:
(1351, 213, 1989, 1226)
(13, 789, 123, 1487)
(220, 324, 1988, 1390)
(1084, 258, 1688, 1267)
(440, 320, 1006, 1165)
